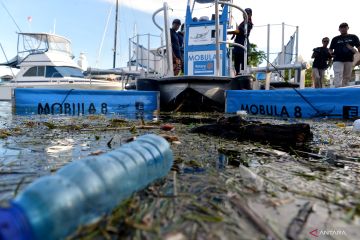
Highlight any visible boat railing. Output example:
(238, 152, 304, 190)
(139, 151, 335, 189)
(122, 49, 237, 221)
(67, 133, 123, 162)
(215, 1, 248, 75)
(207, 0, 306, 89)
(247, 23, 306, 89)
(128, 34, 166, 77)
(250, 63, 307, 89)
(17, 33, 75, 65)
(151, 2, 173, 76)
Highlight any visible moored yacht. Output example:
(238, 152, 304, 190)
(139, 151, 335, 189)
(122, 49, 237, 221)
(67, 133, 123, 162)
(0, 32, 123, 100)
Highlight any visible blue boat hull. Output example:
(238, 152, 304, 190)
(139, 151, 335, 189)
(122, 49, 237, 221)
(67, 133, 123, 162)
(226, 88, 360, 119)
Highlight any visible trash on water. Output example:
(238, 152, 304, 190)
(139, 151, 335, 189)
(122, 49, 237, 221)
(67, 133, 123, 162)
(238, 165, 264, 192)
(323, 149, 346, 168)
(336, 122, 346, 128)
(217, 153, 228, 169)
(236, 110, 248, 117)
(191, 116, 313, 149)
(353, 119, 360, 132)
(182, 167, 206, 174)
(161, 124, 175, 131)
(1, 105, 360, 239)
(325, 149, 337, 165)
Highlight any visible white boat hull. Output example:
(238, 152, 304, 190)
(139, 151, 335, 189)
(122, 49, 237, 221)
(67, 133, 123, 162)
(0, 81, 124, 101)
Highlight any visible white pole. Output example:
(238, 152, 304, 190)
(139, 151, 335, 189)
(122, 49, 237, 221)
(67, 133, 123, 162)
(295, 26, 299, 83)
(267, 24, 270, 69)
(161, 34, 165, 76)
(295, 26, 299, 62)
(136, 35, 139, 71)
(140, 36, 144, 72)
(288, 69, 291, 82)
(113, 0, 119, 68)
(266, 24, 271, 90)
(251, 63, 306, 72)
(147, 33, 150, 75)
(265, 73, 271, 90)
(300, 69, 305, 89)
(163, 2, 173, 76)
(243, 13, 248, 73)
(215, 0, 220, 76)
(281, 22, 285, 79)
(128, 37, 132, 71)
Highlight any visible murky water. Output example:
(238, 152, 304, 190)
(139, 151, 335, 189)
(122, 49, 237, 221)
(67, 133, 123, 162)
(0, 101, 12, 128)
(1, 102, 360, 239)
(0, 101, 134, 201)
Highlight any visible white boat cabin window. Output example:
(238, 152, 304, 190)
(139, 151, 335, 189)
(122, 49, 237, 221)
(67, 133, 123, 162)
(23, 66, 45, 77)
(45, 66, 84, 78)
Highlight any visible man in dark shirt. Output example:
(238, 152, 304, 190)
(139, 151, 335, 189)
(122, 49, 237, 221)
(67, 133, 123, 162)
(170, 19, 182, 76)
(329, 22, 360, 87)
(177, 24, 185, 73)
(228, 8, 253, 75)
(311, 37, 332, 88)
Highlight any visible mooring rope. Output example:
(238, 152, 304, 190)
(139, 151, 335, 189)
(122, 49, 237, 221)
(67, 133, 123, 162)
(254, 52, 327, 117)
(61, 89, 75, 105)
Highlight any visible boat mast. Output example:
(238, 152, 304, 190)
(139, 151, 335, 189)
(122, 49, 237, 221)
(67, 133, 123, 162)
(113, 0, 119, 68)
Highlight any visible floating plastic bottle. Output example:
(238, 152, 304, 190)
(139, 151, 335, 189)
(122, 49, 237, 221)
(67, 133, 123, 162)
(0, 134, 173, 240)
(353, 119, 360, 132)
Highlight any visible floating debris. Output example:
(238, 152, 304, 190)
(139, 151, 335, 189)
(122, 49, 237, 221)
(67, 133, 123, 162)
(89, 150, 105, 156)
(1, 112, 360, 239)
(286, 201, 314, 240)
(191, 116, 313, 149)
(161, 124, 175, 131)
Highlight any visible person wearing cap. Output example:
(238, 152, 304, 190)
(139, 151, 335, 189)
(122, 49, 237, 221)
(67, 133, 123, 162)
(227, 8, 253, 75)
(311, 37, 332, 88)
(170, 19, 182, 76)
(329, 22, 360, 87)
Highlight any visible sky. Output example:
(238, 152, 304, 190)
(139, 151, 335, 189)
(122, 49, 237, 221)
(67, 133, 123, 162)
(1, 0, 360, 74)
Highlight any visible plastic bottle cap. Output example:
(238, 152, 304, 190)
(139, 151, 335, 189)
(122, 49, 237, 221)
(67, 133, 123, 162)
(0, 203, 34, 240)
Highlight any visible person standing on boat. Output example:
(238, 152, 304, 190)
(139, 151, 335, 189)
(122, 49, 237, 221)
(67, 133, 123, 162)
(311, 37, 332, 88)
(170, 19, 182, 76)
(329, 23, 360, 87)
(228, 8, 253, 75)
(177, 24, 185, 73)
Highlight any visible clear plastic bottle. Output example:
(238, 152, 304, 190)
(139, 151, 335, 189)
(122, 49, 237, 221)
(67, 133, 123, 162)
(135, 134, 174, 172)
(0, 134, 173, 240)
